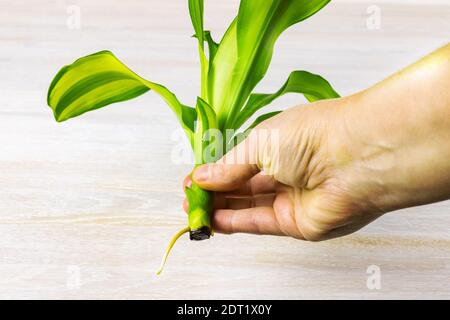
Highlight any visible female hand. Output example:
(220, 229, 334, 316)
(184, 43, 450, 241)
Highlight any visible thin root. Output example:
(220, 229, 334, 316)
(156, 226, 190, 275)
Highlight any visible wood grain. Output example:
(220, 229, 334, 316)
(0, 0, 449, 299)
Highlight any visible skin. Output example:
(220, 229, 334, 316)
(184, 43, 450, 241)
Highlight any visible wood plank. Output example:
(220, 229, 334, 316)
(0, 0, 449, 299)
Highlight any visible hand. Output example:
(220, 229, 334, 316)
(184, 97, 384, 241)
(183, 43, 450, 241)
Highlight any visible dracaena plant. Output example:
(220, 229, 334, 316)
(47, 0, 339, 274)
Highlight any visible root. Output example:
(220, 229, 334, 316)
(156, 226, 190, 275)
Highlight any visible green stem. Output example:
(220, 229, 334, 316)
(155, 179, 213, 275)
(186, 181, 213, 240)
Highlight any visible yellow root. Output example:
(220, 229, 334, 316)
(155, 226, 190, 275)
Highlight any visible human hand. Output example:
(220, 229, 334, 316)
(183, 44, 450, 241)
(183, 97, 384, 241)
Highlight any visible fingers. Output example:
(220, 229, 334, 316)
(185, 173, 277, 196)
(183, 193, 275, 212)
(192, 132, 264, 191)
(192, 163, 259, 192)
(212, 207, 285, 236)
(224, 194, 276, 210)
(182, 188, 226, 213)
(182, 175, 192, 191)
(235, 173, 277, 196)
(182, 173, 277, 212)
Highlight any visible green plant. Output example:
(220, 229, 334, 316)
(47, 0, 339, 274)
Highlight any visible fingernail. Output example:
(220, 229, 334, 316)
(183, 176, 192, 190)
(193, 165, 209, 182)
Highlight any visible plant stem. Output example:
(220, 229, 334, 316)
(186, 181, 213, 240)
(155, 182, 212, 275)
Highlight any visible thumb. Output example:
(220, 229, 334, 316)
(192, 131, 265, 192)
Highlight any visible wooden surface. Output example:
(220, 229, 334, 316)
(0, 0, 449, 299)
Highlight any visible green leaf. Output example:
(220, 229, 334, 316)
(188, 0, 209, 101)
(232, 70, 340, 129)
(188, 0, 204, 49)
(193, 30, 219, 61)
(194, 97, 218, 164)
(208, 0, 331, 129)
(47, 50, 196, 146)
(204, 31, 219, 61)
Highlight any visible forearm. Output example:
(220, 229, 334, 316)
(344, 43, 450, 212)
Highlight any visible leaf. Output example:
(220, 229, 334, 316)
(188, 0, 209, 100)
(203, 31, 219, 61)
(232, 70, 340, 129)
(208, 0, 331, 129)
(188, 0, 204, 49)
(194, 97, 218, 164)
(47, 50, 196, 146)
(193, 30, 219, 61)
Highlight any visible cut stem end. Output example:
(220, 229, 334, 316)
(189, 226, 211, 240)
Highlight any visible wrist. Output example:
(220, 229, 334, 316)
(339, 84, 450, 214)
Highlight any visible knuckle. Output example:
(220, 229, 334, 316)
(250, 213, 262, 234)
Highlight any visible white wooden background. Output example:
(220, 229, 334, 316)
(0, 0, 449, 299)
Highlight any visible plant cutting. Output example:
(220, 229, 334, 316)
(47, 0, 339, 274)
